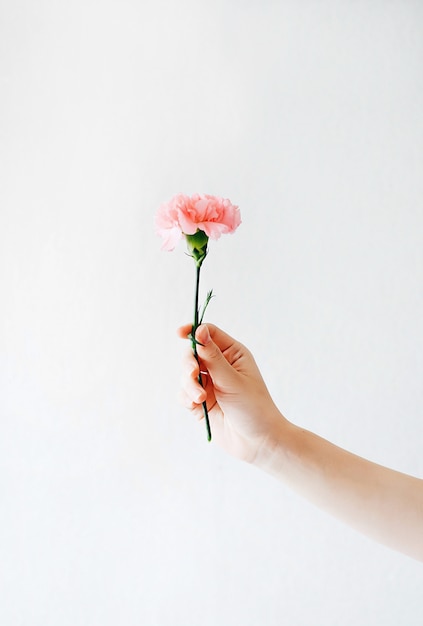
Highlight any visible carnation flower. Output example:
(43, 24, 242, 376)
(156, 192, 241, 441)
(155, 193, 241, 252)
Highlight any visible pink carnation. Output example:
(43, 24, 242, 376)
(156, 193, 241, 251)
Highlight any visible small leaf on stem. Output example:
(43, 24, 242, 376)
(199, 289, 214, 324)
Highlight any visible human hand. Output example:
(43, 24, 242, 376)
(178, 323, 286, 463)
(179, 326, 423, 562)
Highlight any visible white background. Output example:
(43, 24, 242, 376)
(1, 1, 423, 624)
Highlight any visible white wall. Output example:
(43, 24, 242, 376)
(1, 1, 423, 624)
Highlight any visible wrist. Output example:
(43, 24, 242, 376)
(251, 409, 298, 475)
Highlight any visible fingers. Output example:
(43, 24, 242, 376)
(199, 323, 239, 354)
(177, 322, 237, 354)
(194, 324, 239, 389)
(178, 388, 206, 417)
(178, 322, 239, 423)
(177, 323, 193, 339)
(180, 349, 207, 405)
(178, 321, 242, 390)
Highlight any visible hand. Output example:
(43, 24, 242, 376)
(178, 323, 286, 463)
(179, 325, 423, 562)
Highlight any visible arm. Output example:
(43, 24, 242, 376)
(178, 323, 423, 562)
(259, 421, 423, 561)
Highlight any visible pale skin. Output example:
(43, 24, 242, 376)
(178, 322, 423, 562)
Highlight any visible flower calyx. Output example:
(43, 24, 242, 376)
(185, 230, 209, 268)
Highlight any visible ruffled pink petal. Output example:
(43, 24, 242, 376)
(156, 192, 241, 250)
(177, 203, 199, 235)
(158, 226, 183, 251)
(200, 221, 227, 239)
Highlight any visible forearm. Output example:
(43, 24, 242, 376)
(255, 417, 423, 561)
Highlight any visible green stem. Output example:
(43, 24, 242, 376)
(192, 263, 212, 442)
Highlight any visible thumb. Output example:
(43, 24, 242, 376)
(195, 324, 236, 387)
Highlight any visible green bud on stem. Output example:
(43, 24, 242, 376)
(185, 230, 209, 268)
